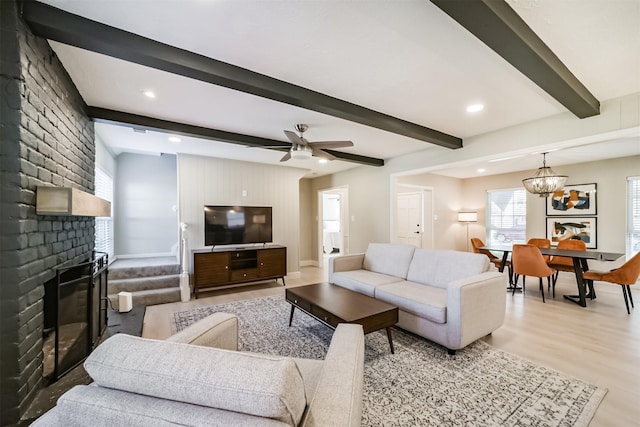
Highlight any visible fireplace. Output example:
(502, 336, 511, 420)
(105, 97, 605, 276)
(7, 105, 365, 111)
(42, 253, 109, 381)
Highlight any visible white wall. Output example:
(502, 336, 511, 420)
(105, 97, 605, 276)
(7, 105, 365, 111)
(299, 179, 313, 262)
(308, 165, 390, 256)
(95, 135, 116, 177)
(178, 154, 306, 273)
(462, 156, 640, 254)
(395, 174, 463, 251)
(114, 153, 178, 256)
(302, 94, 639, 258)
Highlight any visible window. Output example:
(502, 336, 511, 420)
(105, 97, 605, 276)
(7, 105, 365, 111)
(95, 167, 114, 261)
(628, 176, 640, 257)
(486, 188, 527, 246)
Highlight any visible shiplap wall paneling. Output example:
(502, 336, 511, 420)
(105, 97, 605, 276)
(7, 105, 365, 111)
(177, 154, 305, 274)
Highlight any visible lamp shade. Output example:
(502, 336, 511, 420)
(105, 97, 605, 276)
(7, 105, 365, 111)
(458, 212, 478, 222)
(290, 145, 312, 160)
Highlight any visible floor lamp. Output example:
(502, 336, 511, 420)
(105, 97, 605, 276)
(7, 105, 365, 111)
(458, 212, 478, 251)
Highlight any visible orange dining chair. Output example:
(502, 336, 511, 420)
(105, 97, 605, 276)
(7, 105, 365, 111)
(511, 244, 556, 303)
(582, 252, 640, 314)
(528, 238, 551, 262)
(547, 239, 587, 297)
(471, 238, 513, 284)
(515, 238, 552, 286)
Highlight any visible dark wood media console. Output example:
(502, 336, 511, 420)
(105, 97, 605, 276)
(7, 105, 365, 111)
(192, 246, 287, 298)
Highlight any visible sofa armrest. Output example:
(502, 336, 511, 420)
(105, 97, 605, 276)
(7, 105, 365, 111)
(446, 272, 506, 349)
(166, 312, 238, 351)
(329, 254, 365, 279)
(301, 324, 364, 427)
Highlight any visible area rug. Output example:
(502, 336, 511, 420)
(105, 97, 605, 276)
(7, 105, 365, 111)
(172, 295, 606, 426)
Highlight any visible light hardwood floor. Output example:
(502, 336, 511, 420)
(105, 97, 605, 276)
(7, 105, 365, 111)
(143, 266, 639, 426)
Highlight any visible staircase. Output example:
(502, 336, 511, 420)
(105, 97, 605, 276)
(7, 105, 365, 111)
(108, 257, 182, 308)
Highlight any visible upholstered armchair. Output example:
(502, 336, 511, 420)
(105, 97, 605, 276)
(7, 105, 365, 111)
(32, 313, 365, 426)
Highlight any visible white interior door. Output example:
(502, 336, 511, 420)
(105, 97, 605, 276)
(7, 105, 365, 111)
(422, 188, 434, 249)
(396, 192, 423, 247)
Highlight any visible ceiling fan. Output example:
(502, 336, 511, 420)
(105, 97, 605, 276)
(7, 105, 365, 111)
(279, 124, 354, 162)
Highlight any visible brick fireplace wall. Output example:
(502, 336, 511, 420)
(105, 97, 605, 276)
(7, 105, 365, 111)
(0, 2, 96, 423)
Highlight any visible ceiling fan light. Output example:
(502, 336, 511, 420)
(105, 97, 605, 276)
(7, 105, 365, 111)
(290, 145, 312, 160)
(522, 153, 568, 197)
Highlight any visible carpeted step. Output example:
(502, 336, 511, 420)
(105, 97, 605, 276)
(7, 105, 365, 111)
(109, 274, 180, 294)
(109, 287, 181, 308)
(110, 263, 180, 280)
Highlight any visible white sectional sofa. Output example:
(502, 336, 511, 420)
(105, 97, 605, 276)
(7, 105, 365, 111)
(329, 243, 506, 354)
(33, 313, 365, 427)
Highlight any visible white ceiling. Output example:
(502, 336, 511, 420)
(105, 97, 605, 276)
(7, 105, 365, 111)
(39, 0, 640, 178)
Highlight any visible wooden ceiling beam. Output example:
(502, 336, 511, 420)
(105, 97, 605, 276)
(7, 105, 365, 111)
(88, 107, 385, 167)
(430, 0, 599, 118)
(22, 1, 462, 150)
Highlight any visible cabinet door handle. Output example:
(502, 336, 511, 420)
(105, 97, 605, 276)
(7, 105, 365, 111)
(294, 299, 298, 304)
(225, 266, 228, 269)
(323, 316, 328, 322)
(243, 273, 247, 277)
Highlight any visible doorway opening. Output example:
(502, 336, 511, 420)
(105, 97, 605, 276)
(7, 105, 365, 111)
(318, 187, 349, 265)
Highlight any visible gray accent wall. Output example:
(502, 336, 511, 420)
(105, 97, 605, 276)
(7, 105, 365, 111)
(114, 153, 178, 256)
(0, 2, 95, 422)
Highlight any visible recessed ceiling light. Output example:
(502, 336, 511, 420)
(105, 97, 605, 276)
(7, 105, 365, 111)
(143, 90, 156, 98)
(477, 168, 486, 173)
(318, 158, 328, 164)
(466, 104, 484, 113)
(168, 136, 181, 143)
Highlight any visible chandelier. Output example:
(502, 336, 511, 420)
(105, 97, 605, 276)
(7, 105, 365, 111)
(522, 153, 568, 197)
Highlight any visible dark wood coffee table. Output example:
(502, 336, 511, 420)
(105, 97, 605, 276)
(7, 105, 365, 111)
(286, 282, 399, 353)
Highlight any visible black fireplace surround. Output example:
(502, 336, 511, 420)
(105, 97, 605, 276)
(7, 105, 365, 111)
(42, 253, 109, 382)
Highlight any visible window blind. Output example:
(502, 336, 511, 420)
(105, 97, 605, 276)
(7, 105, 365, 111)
(95, 167, 114, 261)
(486, 188, 527, 246)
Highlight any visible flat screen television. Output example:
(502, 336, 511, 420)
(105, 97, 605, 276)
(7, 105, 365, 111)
(204, 205, 273, 246)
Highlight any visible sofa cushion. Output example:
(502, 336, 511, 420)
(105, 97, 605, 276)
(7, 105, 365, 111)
(407, 249, 491, 289)
(332, 270, 404, 297)
(84, 334, 306, 426)
(375, 281, 448, 324)
(292, 358, 324, 407)
(45, 384, 290, 427)
(363, 243, 416, 279)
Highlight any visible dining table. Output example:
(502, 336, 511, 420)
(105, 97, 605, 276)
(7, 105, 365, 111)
(480, 244, 625, 307)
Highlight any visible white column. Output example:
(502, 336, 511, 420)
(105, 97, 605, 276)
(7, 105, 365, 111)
(179, 223, 191, 302)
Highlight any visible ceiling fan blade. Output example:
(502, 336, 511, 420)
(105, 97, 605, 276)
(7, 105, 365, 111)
(280, 151, 291, 162)
(266, 144, 293, 148)
(312, 148, 337, 161)
(309, 140, 354, 149)
(284, 130, 305, 145)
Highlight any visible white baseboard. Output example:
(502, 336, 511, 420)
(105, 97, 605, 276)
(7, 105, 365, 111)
(286, 271, 302, 279)
(300, 260, 320, 267)
(116, 252, 177, 259)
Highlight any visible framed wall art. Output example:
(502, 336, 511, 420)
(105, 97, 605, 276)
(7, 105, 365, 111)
(546, 183, 596, 216)
(546, 217, 597, 249)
